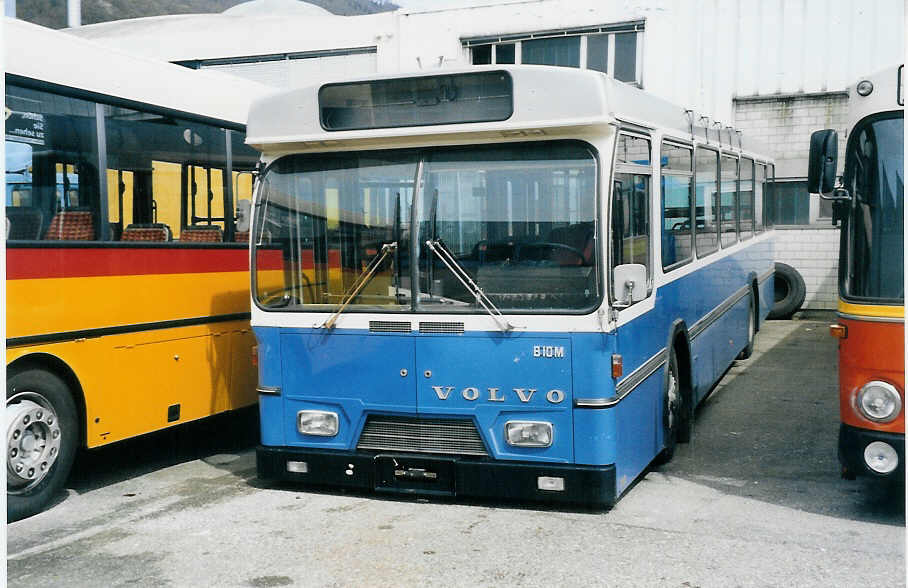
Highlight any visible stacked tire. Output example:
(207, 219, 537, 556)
(768, 262, 806, 320)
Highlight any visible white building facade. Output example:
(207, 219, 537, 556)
(67, 0, 905, 309)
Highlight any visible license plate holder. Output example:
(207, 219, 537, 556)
(374, 454, 455, 496)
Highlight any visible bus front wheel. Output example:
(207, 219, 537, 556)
(7, 368, 78, 522)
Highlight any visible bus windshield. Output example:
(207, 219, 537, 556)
(253, 140, 599, 313)
(841, 113, 904, 303)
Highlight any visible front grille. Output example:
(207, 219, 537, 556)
(369, 320, 411, 333)
(357, 416, 488, 456)
(419, 321, 465, 334)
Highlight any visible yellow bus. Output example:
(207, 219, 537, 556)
(5, 18, 271, 520)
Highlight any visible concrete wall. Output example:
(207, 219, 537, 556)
(733, 92, 849, 309)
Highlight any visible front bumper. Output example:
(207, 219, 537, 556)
(838, 423, 905, 479)
(257, 446, 617, 507)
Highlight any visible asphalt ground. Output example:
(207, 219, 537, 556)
(7, 313, 906, 587)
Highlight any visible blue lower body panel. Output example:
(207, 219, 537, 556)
(257, 445, 617, 507)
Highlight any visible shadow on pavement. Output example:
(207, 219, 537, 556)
(66, 407, 260, 494)
(658, 318, 904, 526)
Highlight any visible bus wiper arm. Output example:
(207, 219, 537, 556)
(425, 238, 513, 333)
(321, 242, 397, 329)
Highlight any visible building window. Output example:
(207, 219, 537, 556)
(464, 21, 643, 85)
(768, 179, 832, 226)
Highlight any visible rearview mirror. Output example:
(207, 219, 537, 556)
(612, 263, 647, 307)
(807, 130, 838, 194)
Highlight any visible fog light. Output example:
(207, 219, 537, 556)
(297, 410, 339, 436)
(864, 441, 898, 474)
(857, 381, 901, 423)
(287, 461, 309, 473)
(537, 476, 565, 491)
(505, 421, 553, 447)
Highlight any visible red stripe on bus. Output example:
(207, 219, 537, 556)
(7, 247, 250, 280)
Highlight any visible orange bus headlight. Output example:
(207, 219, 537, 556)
(857, 381, 902, 423)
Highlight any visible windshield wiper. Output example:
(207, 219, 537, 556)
(321, 242, 397, 329)
(425, 238, 513, 333)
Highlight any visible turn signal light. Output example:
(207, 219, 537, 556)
(251, 345, 259, 366)
(829, 324, 848, 339)
(612, 354, 623, 379)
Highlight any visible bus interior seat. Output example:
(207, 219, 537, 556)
(122, 223, 172, 242)
(234, 230, 250, 243)
(6, 207, 44, 240)
(43, 208, 95, 241)
(180, 224, 223, 242)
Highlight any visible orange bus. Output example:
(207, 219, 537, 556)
(5, 18, 270, 520)
(808, 65, 904, 480)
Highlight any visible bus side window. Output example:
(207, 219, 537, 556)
(755, 163, 766, 232)
(720, 154, 738, 247)
(739, 158, 754, 239)
(660, 141, 693, 270)
(612, 132, 652, 300)
(695, 146, 719, 257)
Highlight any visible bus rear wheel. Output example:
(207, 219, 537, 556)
(655, 350, 682, 465)
(738, 296, 756, 360)
(7, 369, 78, 522)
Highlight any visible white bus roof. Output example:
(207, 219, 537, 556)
(246, 65, 770, 158)
(4, 17, 273, 125)
(846, 65, 905, 128)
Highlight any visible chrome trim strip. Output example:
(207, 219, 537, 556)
(574, 397, 612, 408)
(574, 347, 666, 409)
(257, 386, 281, 395)
(758, 267, 774, 284)
(689, 284, 751, 341)
(837, 312, 905, 324)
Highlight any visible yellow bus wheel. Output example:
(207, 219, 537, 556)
(7, 369, 78, 522)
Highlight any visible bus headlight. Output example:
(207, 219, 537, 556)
(857, 381, 901, 423)
(297, 410, 339, 436)
(505, 421, 553, 448)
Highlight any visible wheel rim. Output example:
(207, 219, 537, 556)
(7, 391, 62, 493)
(748, 305, 755, 346)
(666, 362, 680, 434)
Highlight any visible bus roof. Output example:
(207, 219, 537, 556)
(846, 64, 905, 128)
(4, 17, 273, 125)
(246, 65, 770, 158)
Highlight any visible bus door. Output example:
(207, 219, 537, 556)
(610, 132, 664, 476)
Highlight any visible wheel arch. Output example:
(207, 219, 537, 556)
(7, 353, 87, 448)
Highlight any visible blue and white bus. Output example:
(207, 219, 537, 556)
(247, 66, 775, 506)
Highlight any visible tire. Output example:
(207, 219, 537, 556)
(7, 369, 78, 522)
(654, 350, 682, 465)
(768, 262, 806, 320)
(737, 294, 756, 359)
